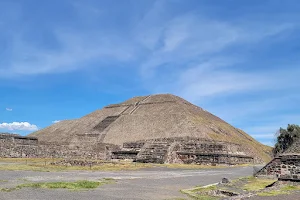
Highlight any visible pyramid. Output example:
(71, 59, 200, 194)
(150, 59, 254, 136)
(30, 94, 272, 163)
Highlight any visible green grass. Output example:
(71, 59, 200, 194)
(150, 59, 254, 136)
(281, 185, 300, 191)
(181, 185, 219, 200)
(190, 185, 217, 193)
(0, 179, 115, 192)
(0, 188, 18, 192)
(242, 177, 276, 191)
(257, 185, 300, 196)
(20, 180, 103, 190)
(257, 190, 289, 196)
(181, 176, 299, 199)
(0, 180, 8, 182)
(102, 177, 115, 181)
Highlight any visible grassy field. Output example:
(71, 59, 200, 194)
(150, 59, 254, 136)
(0, 158, 250, 172)
(181, 176, 300, 199)
(0, 159, 152, 171)
(179, 176, 300, 199)
(181, 185, 220, 200)
(257, 185, 300, 197)
(242, 176, 276, 191)
(0, 178, 115, 192)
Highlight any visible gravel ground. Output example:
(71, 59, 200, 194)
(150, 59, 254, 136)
(0, 166, 254, 200)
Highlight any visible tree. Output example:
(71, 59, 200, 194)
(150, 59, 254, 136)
(273, 124, 300, 156)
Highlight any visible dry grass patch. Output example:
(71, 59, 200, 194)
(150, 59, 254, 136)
(0, 158, 252, 172)
(257, 190, 289, 196)
(257, 185, 300, 196)
(0, 158, 154, 171)
(161, 163, 224, 169)
(0, 163, 152, 172)
(242, 177, 277, 191)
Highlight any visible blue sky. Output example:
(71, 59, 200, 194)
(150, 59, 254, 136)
(1, 0, 299, 146)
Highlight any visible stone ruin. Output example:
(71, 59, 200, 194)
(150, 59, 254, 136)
(0, 133, 39, 158)
(255, 139, 300, 181)
(1, 94, 272, 165)
(111, 137, 253, 165)
(0, 132, 253, 165)
(0, 133, 114, 159)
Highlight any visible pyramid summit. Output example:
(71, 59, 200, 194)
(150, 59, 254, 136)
(27, 94, 272, 164)
(31, 94, 216, 145)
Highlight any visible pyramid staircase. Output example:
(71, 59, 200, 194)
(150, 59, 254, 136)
(93, 116, 120, 132)
(136, 141, 171, 163)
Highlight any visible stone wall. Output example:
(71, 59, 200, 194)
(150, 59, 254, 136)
(0, 133, 119, 160)
(1, 133, 254, 165)
(0, 133, 38, 145)
(177, 153, 253, 165)
(112, 137, 253, 165)
(0, 133, 39, 157)
(256, 154, 300, 181)
(111, 151, 138, 160)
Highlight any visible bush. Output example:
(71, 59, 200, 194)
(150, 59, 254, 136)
(273, 124, 300, 156)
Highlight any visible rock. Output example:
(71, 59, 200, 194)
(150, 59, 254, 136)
(221, 177, 230, 184)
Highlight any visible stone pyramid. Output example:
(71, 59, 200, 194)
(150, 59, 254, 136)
(30, 94, 272, 163)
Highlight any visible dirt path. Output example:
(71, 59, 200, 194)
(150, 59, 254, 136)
(0, 166, 254, 200)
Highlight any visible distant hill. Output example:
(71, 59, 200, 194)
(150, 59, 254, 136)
(29, 94, 272, 162)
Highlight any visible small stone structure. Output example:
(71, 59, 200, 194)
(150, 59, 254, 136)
(255, 139, 300, 181)
(0, 133, 39, 157)
(0, 133, 117, 159)
(255, 154, 300, 181)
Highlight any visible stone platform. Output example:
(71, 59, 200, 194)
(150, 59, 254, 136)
(1, 133, 253, 165)
(112, 137, 253, 165)
(255, 154, 300, 181)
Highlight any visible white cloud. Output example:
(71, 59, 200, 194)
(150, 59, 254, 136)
(0, 1, 295, 80)
(5, 108, 13, 111)
(52, 120, 60, 124)
(132, 10, 298, 108)
(0, 122, 38, 131)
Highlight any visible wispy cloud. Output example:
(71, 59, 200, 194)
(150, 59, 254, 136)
(1, 31, 136, 78)
(5, 108, 13, 111)
(1, 2, 295, 80)
(0, 1, 299, 145)
(52, 120, 61, 124)
(0, 122, 38, 131)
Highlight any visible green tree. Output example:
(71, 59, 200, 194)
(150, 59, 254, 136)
(273, 124, 300, 156)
